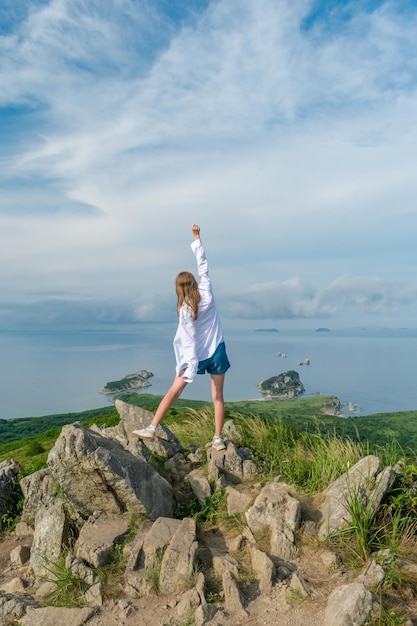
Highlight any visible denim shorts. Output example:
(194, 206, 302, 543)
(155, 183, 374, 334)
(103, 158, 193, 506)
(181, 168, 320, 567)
(197, 341, 231, 375)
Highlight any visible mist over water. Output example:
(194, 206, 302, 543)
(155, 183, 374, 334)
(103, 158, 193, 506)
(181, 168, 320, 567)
(0, 324, 416, 419)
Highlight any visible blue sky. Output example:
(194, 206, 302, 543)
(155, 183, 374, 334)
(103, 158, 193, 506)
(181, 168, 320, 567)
(1, 0, 417, 328)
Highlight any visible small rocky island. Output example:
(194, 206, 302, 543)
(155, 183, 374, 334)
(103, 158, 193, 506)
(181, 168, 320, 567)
(257, 370, 304, 399)
(100, 370, 153, 394)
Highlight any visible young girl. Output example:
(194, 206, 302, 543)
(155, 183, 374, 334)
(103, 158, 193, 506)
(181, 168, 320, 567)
(133, 224, 230, 451)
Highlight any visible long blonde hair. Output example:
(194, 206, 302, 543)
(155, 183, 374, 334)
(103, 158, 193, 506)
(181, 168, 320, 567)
(176, 271, 201, 320)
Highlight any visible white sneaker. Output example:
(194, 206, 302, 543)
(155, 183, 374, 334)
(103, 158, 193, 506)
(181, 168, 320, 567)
(212, 435, 226, 451)
(132, 426, 156, 440)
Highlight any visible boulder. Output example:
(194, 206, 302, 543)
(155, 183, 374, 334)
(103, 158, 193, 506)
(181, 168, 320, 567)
(317, 456, 387, 538)
(323, 582, 379, 626)
(0, 460, 24, 529)
(19, 606, 96, 626)
(65, 554, 98, 585)
(159, 518, 198, 595)
(47, 422, 174, 520)
(187, 468, 212, 505)
(226, 485, 253, 515)
(0, 593, 39, 623)
(20, 469, 63, 527)
(10, 544, 31, 566)
(30, 501, 71, 577)
(250, 547, 274, 593)
(207, 441, 258, 484)
(222, 570, 247, 615)
(355, 559, 385, 590)
(75, 512, 129, 567)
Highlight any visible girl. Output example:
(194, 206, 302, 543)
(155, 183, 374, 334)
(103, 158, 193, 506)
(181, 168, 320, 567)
(133, 224, 230, 451)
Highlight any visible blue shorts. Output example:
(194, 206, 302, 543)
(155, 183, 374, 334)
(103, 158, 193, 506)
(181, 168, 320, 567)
(197, 341, 231, 376)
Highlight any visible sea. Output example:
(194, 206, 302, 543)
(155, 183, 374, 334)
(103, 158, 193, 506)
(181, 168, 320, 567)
(0, 323, 416, 420)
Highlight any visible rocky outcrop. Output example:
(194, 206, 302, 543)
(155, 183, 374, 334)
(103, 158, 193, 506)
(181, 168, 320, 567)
(0, 460, 23, 530)
(100, 370, 153, 394)
(47, 421, 174, 520)
(0, 407, 403, 626)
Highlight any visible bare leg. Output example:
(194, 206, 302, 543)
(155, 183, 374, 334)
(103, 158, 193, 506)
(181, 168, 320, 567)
(211, 373, 225, 436)
(150, 373, 188, 427)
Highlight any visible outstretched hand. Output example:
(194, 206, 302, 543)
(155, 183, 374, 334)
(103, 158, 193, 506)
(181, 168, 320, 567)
(192, 224, 200, 240)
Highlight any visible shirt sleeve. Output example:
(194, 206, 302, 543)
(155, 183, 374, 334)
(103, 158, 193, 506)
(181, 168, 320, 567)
(190, 238, 209, 280)
(177, 308, 199, 383)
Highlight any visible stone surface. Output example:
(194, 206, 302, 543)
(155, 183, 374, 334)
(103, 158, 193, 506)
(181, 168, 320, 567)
(246, 481, 301, 534)
(159, 518, 198, 595)
(207, 441, 257, 484)
(317, 455, 381, 538)
(65, 554, 98, 585)
(30, 500, 70, 577)
(226, 485, 253, 515)
(323, 582, 378, 626)
(209, 548, 239, 579)
(0, 460, 24, 529)
(187, 468, 212, 505)
(20, 469, 60, 527)
(270, 517, 298, 560)
(222, 570, 247, 614)
(2, 577, 28, 593)
(356, 559, 385, 590)
(47, 422, 174, 520)
(85, 582, 103, 607)
(10, 544, 31, 566)
(19, 606, 96, 626)
(0, 593, 39, 623)
(250, 547, 274, 593)
(75, 512, 128, 567)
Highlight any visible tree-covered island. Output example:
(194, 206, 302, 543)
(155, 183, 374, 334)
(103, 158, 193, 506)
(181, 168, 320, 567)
(100, 370, 153, 394)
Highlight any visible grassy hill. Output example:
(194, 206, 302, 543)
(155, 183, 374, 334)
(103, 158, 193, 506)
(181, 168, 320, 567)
(1, 393, 416, 471)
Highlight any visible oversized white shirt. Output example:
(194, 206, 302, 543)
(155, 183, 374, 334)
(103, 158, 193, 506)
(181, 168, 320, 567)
(173, 238, 224, 383)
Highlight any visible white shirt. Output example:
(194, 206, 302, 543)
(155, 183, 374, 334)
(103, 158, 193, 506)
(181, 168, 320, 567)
(173, 238, 224, 382)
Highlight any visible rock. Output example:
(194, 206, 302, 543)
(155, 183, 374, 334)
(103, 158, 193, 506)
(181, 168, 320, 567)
(222, 570, 247, 615)
(35, 581, 58, 598)
(246, 482, 301, 534)
(19, 606, 96, 626)
(288, 571, 311, 598)
(257, 370, 304, 398)
(30, 501, 71, 577)
(0, 460, 24, 529)
(320, 550, 339, 569)
(2, 577, 28, 593)
(20, 469, 60, 527)
(124, 518, 182, 597)
(0, 593, 39, 623)
(226, 485, 253, 515)
(317, 456, 385, 538)
(84, 582, 103, 607)
(107, 399, 182, 460)
(15, 521, 35, 536)
(209, 548, 239, 579)
(222, 419, 243, 443)
(250, 547, 274, 593)
(159, 518, 198, 595)
(176, 588, 201, 620)
(323, 582, 379, 626)
(207, 441, 258, 484)
(65, 555, 98, 585)
(75, 512, 128, 568)
(270, 517, 298, 560)
(187, 468, 212, 505)
(10, 544, 31, 566)
(356, 559, 385, 590)
(47, 422, 174, 520)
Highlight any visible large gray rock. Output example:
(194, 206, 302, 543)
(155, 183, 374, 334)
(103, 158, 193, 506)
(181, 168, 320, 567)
(250, 547, 274, 593)
(317, 456, 391, 538)
(47, 422, 174, 520)
(105, 399, 182, 459)
(0, 460, 23, 529)
(323, 582, 379, 626)
(19, 606, 96, 626)
(159, 518, 198, 595)
(20, 469, 60, 527)
(30, 501, 70, 577)
(0, 593, 39, 623)
(75, 512, 129, 567)
(207, 441, 258, 484)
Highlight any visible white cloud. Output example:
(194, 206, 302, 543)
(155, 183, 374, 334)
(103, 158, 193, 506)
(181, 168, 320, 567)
(1, 0, 417, 325)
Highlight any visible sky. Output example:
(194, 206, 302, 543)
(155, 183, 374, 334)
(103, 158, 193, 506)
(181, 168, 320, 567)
(1, 0, 417, 330)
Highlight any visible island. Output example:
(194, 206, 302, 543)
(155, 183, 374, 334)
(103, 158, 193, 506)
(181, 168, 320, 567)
(100, 370, 153, 394)
(257, 370, 304, 399)
(315, 327, 330, 332)
(255, 328, 279, 333)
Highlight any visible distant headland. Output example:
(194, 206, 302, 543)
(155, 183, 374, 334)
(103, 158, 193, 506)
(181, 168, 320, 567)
(100, 370, 153, 394)
(315, 327, 330, 332)
(255, 328, 279, 333)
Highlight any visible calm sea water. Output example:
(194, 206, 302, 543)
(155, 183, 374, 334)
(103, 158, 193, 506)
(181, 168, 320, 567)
(0, 324, 416, 419)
